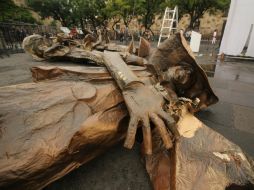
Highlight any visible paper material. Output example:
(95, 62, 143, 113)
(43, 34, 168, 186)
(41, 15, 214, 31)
(190, 31, 202, 53)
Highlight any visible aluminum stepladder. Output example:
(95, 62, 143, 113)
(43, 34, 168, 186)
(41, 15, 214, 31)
(157, 6, 179, 46)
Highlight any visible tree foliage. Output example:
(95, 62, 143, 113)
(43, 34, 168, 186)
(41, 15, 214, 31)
(0, 0, 37, 23)
(137, 0, 170, 30)
(105, 0, 138, 28)
(27, 0, 230, 31)
(105, 0, 169, 31)
(71, 0, 108, 29)
(27, 0, 168, 31)
(26, 0, 72, 26)
(27, 0, 109, 29)
(169, 0, 230, 29)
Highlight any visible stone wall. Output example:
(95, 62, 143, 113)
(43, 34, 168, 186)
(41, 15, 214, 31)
(109, 10, 227, 38)
(13, 0, 25, 6)
(178, 11, 226, 38)
(12, 0, 59, 26)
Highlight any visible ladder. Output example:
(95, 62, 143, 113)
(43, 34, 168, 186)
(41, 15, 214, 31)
(157, 6, 178, 46)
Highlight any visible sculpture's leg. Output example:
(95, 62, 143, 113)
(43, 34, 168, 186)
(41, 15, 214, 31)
(144, 106, 254, 190)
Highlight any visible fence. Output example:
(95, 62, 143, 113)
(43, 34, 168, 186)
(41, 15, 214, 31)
(0, 22, 220, 58)
(0, 22, 58, 57)
(107, 29, 161, 42)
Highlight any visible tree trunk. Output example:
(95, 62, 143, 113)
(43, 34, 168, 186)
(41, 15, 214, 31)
(80, 18, 85, 33)
(148, 27, 154, 37)
(111, 18, 121, 31)
(123, 19, 129, 29)
(189, 15, 195, 30)
(189, 11, 202, 30)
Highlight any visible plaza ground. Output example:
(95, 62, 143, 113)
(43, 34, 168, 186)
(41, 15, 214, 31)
(0, 51, 253, 190)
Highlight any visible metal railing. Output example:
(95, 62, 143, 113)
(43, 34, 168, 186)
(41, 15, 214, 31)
(0, 22, 58, 58)
(107, 29, 161, 42)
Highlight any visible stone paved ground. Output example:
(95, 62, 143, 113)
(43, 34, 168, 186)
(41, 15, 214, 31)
(0, 52, 254, 190)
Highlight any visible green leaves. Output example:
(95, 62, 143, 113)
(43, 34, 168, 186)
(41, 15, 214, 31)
(27, 0, 109, 27)
(106, 0, 168, 29)
(0, 0, 37, 23)
(170, 0, 230, 29)
(27, 0, 73, 26)
(105, 0, 139, 27)
(25, 0, 230, 30)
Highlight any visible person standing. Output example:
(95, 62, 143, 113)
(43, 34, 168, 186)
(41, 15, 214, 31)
(212, 29, 217, 45)
(69, 26, 78, 39)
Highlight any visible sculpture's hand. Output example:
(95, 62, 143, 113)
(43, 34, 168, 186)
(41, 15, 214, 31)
(102, 51, 179, 154)
(123, 83, 180, 155)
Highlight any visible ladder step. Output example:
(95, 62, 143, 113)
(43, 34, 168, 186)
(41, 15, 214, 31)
(158, 6, 178, 47)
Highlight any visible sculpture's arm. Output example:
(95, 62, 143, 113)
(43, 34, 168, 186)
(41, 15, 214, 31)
(103, 51, 179, 155)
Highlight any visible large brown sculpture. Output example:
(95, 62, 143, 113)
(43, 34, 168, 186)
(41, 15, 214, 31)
(0, 33, 253, 190)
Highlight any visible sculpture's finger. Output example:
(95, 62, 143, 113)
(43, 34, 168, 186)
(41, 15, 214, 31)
(158, 111, 180, 140)
(142, 117, 152, 155)
(150, 113, 173, 149)
(124, 117, 139, 149)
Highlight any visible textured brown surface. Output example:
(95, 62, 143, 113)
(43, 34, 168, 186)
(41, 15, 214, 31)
(0, 80, 127, 190)
(145, 106, 254, 190)
(1, 73, 253, 190)
(1, 34, 253, 190)
(148, 33, 218, 109)
(30, 65, 151, 82)
(0, 61, 153, 189)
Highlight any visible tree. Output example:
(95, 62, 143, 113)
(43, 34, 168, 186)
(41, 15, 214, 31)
(71, 0, 109, 29)
(104, 1, 122, 31)
(105, 0, 139, 28)
(105, 0, 170, 35)
(138, 0, 169, 32)
(27, 0, 72, 26)
(27, 0, 109, 30)
(0, 0, 36, 23)
(170, 0, 230, 29)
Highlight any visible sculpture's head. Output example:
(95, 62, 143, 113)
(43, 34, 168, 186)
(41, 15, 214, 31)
(22, 34, 50, 61)
(148, 33, 218, 110)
